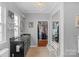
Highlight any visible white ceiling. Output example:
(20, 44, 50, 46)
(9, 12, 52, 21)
(14, 2, 56, 14)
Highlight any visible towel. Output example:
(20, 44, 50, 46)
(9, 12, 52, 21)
(16, 45, 21, 52)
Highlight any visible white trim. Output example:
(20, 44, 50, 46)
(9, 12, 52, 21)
(59, 2, 64, 57)
(0, 41, 7, 45)
(51, 3, 64, 57)
(30, 45, 37, 47)
(65, 49, 76, 56)
(49, 2, 64, 57)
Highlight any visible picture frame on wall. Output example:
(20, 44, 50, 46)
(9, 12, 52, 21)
(8, 10, 14, 19)
(28, 22, 33, 28)
(75, 16, 79, 27)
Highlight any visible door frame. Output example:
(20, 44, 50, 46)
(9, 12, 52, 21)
(37, 20, 49, 47)
(50, 3, 64, 56)
(52, 20, 60, 56)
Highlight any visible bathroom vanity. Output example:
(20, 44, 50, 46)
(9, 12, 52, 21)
(10, 34, 31, 57)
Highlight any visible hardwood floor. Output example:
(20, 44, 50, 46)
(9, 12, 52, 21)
(38, 40, 48, 47)
(26, 47, 49, 57)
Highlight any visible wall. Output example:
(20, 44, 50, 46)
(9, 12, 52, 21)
(0, 2, 25, 56)
(25, 13, 50, 47)
(64, 2, 79, 57)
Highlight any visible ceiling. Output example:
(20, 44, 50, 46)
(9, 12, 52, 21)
(14, 2, 56, 14)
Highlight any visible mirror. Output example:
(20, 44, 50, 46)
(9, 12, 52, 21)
(52, 21, 59, 43)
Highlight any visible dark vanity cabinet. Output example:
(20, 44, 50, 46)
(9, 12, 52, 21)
(21, 34, 31, 56)
(10, 40, 24, 57)
(10, 34, 31, 57)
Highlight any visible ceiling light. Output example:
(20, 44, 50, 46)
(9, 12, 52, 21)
(33, 2, 45, 8)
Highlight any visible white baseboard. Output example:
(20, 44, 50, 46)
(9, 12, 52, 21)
(65, 49, 76, 56)
(30, 45, 37, 47)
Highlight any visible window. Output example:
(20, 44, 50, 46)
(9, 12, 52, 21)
(14, 14, 20, 37)
(0, 6, 6, 41)
(0, 7, 1, 22)
(0, 6, 2, 41)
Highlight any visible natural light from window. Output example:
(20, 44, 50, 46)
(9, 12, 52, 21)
(14, 15, 18, 26)
(14, 14, 19, 37)
(0, 6, 2, 41)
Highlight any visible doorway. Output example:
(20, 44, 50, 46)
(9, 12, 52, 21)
(37, 21, 48, 47)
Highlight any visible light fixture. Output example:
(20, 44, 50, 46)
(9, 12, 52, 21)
(33, 2, 45, 9)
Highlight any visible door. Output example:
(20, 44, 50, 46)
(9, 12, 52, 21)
(38, 21, 48, 47)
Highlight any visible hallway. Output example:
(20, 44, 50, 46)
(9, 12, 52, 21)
(0, 2, 61, 57)
(26, 47, 49, 57)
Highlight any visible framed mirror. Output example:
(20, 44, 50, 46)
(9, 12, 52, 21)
(52, 20, 59, 43)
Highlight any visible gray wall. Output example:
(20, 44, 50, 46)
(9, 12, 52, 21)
(64, 2, 79, 56)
